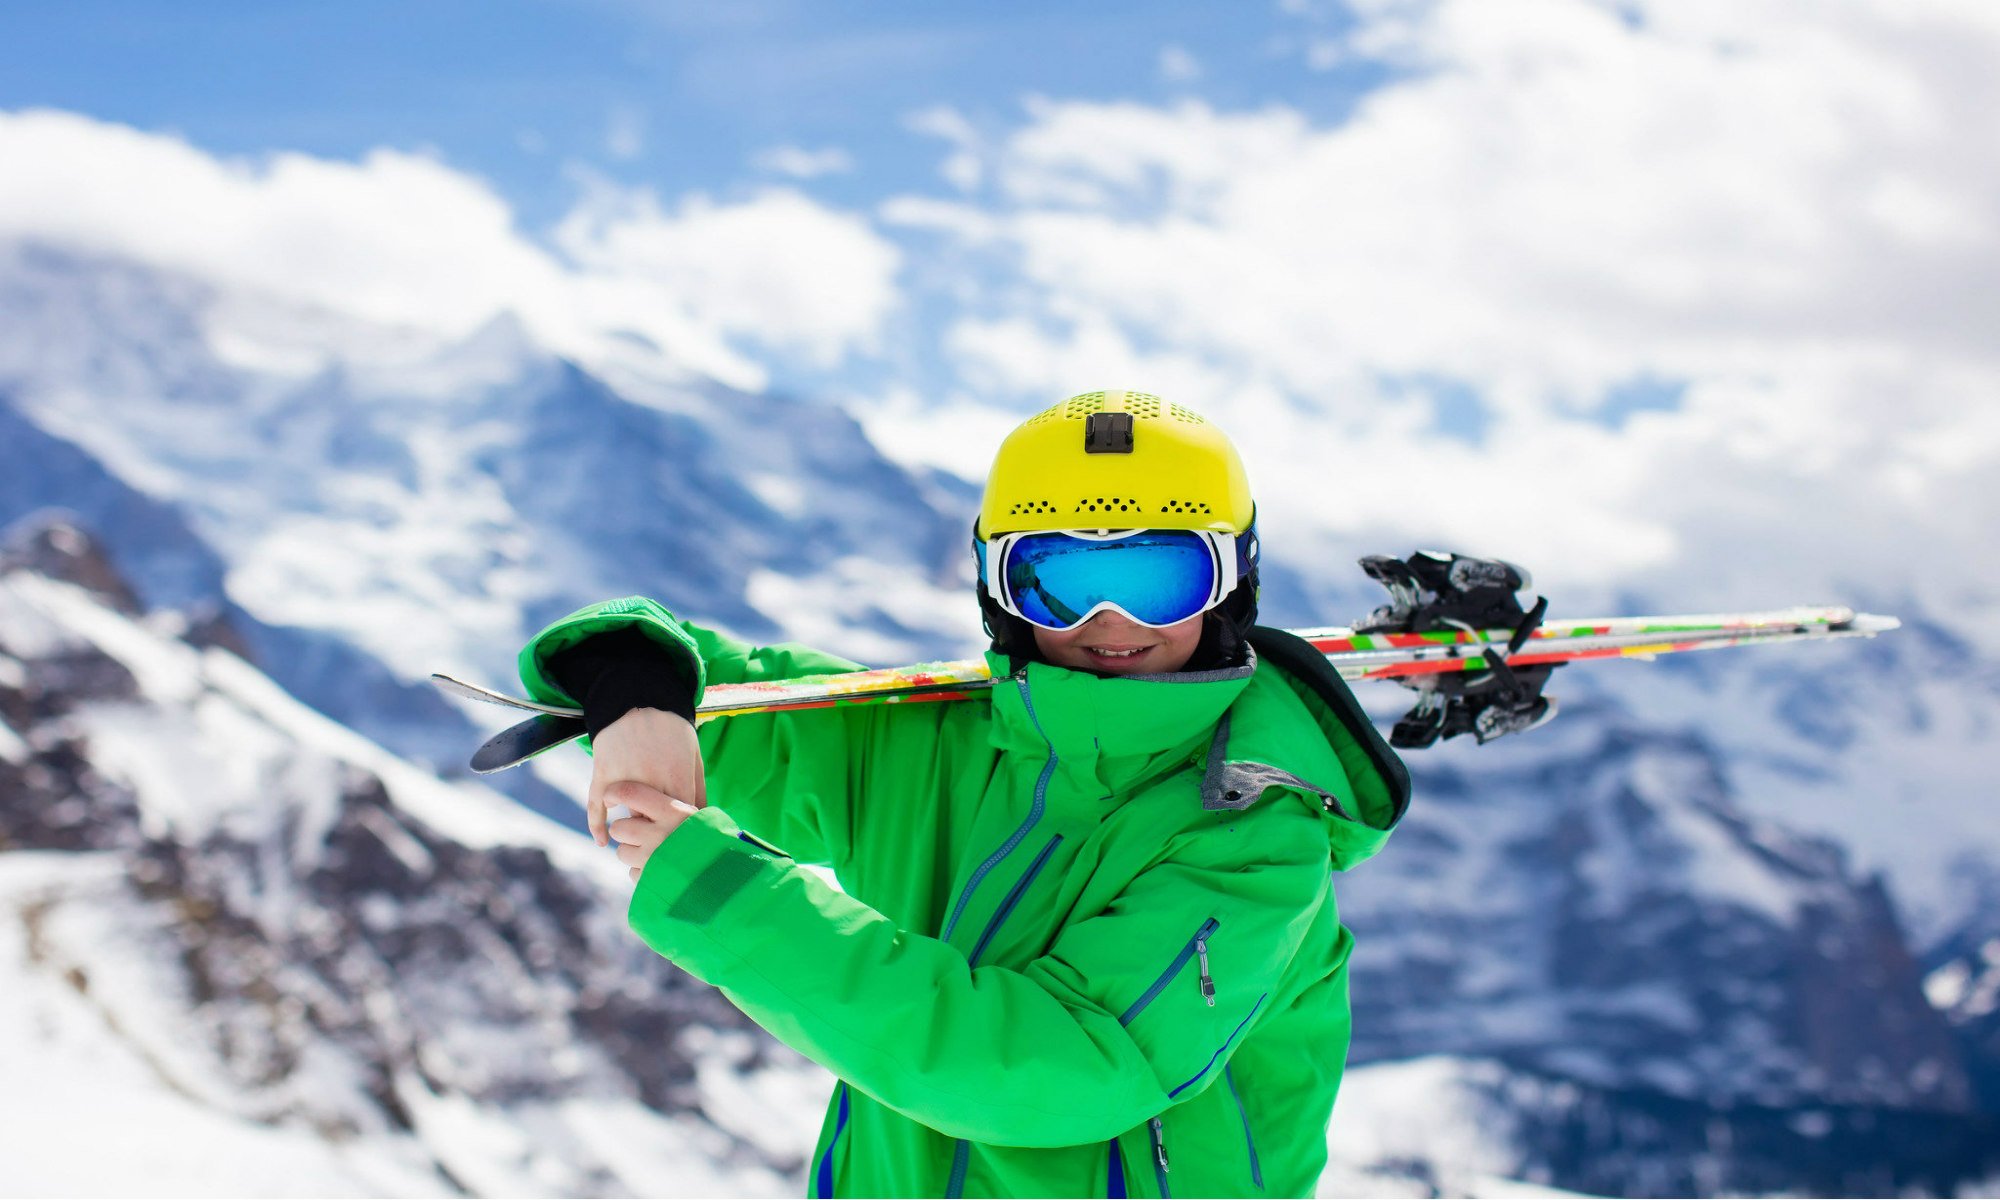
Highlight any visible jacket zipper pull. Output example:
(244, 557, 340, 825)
(1195, 933, 1215, 1007)
(1149, 1116, 1170, 1174)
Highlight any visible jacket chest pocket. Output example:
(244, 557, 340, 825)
(1118, 917, 1220, 1026)
(965, 833, 1064, 966)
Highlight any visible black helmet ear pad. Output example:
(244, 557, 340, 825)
(977, 579, 1043, 667)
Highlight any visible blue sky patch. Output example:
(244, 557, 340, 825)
(1592, 375, 1687, 430)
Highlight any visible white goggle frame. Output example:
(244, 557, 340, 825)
(980, 527, 1241, 631)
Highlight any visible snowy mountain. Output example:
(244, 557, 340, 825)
(0, 517, 825, 1196)
(1335, 712, 2000, 1193)
(6, 235, 2000, 1195)
(0, 239, 977, 682)
(0, 235, 973, 819)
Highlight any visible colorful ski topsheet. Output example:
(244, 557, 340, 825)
(437, 607, 1897, 742)
(442, 607, 1901, 771)
(690, 606, 1894, 716)
(1295, 605, 1897, 680)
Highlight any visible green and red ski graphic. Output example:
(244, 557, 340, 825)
(435, 603, 1898, 773)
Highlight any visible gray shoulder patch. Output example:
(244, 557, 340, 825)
(1198, 713, 1353, 818)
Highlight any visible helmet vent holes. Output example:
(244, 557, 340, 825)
(1010, 500, 1057, 516)
(1075, 496, 1140, 514)
(1063, 392, 1108, 419)
(1161, 499, 1213, 515)
(1169, 404, 1202, 424)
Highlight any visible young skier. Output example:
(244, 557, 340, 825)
(517, 390, 1409, 1197)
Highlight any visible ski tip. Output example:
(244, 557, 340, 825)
(429, 672, 492, 701)
(470, 714, 585, 773)
(1846, 612, 1902, 635)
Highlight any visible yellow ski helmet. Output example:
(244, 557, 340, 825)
(977, 390, 1255, 537)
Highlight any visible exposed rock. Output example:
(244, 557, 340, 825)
(1, 512, 144, 616)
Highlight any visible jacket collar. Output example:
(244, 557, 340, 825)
(983, 649, 1255, 792)
(978, 632, 1411, 873)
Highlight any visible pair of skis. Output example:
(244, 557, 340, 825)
(434, 552, 1898, 773)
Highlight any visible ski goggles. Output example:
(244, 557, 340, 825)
(977, 527, 1257, 631)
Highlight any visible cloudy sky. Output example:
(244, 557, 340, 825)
(3, 0, 1995, 619)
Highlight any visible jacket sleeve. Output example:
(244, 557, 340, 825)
(674, 619, 886, 866)
(628, 791, 1333, 1146)
(518, 596, 881, 865)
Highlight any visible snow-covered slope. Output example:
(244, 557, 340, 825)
(0, 521, 825, 1196)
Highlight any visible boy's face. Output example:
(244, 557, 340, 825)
(1031, 609, 1204, 675)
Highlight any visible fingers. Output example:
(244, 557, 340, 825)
(587, 786, 609, 847)
(609, 800, 699, 878)
(615, 837, 658, 870)
(608, 803, 696, 840)
(609, 813, 665, 844)
(602, 779, 680, 822)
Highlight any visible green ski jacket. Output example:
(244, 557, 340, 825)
(520, 600, 1409, 1198)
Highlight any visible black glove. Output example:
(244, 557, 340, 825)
(544, 626, 698, 738)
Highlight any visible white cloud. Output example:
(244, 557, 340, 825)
(0, 109, 903, 387)
(904, 105, 979, 146)
(555, 184, 903, 367)
(883, 0, 2000, 603)
(844, 385, 1024, 494)
(905, 105, 985, 192)
(753, 145, 857, 179)
(878, 195, 1005, 243)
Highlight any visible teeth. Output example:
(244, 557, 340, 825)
(1090, 648, 1143, 657)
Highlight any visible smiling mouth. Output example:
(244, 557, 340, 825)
(1084, 646, 1151, 659)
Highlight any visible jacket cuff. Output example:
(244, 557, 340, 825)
(517, 596, 707, 711)
(546, 627, 698, 736)
(628, 806, 790, 977)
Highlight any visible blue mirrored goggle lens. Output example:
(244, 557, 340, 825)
(1002, 531, 1218, 630)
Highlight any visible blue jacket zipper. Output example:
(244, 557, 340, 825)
(1194, 926, 1215, 1007)
(736, 830, 790, 858)
(941, 673, 1053, 941)
(1167, 994, 1267, 1100)
(1226, 1065, 1263, 1190)
(946, 1138, 970, 1197)
(946, 676, 1061, 1199)
(969, 834, 1062, 966)
(1119, 918, 1221, 1026)
(946, 833, 1063, 1197)
(1148, 1117, 1172, 1198)
(813, 1084, 849, 1197)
